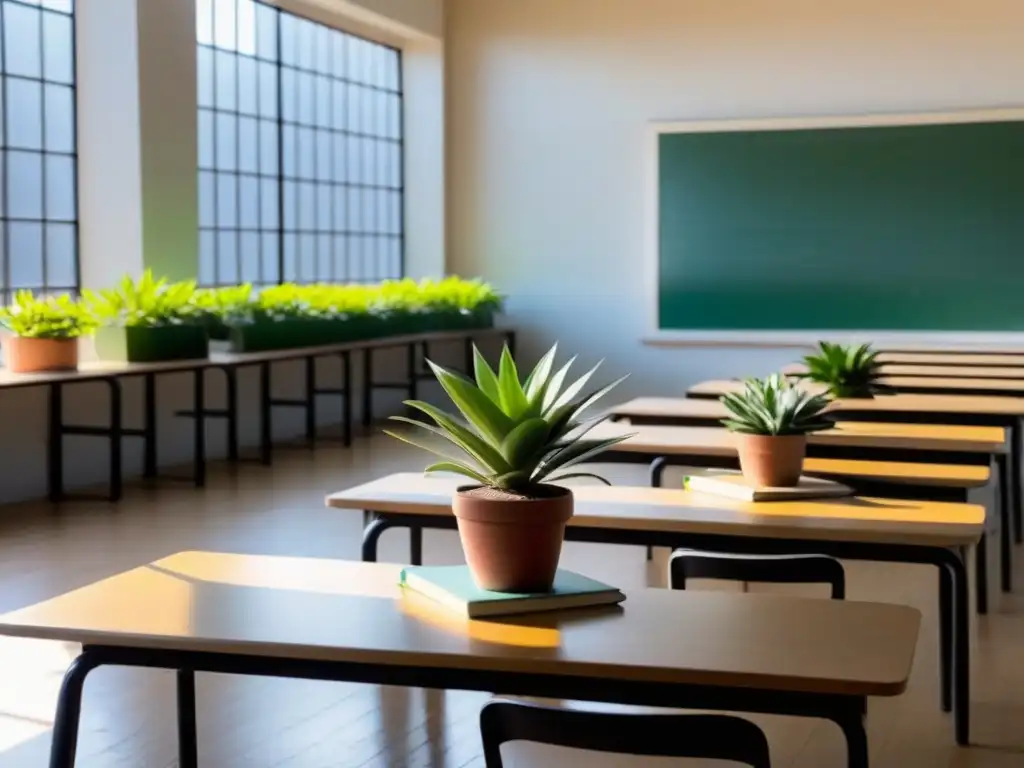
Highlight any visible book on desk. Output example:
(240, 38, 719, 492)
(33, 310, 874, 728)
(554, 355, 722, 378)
(684, 470, 853, 502)
(399, 565, 625, 618)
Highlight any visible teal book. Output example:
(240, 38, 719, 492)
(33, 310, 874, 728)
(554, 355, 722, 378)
(399, 565, 625, 618)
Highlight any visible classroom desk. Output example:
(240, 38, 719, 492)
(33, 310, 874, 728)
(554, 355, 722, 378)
(327, 472, 982, 745)
(787, 363, 1024, 380)
(586, 420, 1006, 608)
(680, 386, 1024, 545)
(877, 352, 1024, 367)
(690, 377, 1024, 399)
(0, 551, 921, 768)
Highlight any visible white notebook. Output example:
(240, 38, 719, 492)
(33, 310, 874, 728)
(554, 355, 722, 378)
(684, 471, 854, 502)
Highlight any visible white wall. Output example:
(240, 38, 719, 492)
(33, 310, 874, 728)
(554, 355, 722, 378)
(445, 0, 1024, 395)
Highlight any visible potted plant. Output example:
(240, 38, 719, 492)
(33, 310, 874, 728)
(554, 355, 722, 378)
(84, 271, 209, 362)
(386, 343, 630, 593)
(0, 291, 96, 373)
(720, 373, 833, 487)
(794, 341, 889, 399)
(193, 283, 254, 341)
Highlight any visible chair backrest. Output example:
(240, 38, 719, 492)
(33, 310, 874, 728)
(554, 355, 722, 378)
(480, 699, 771, 767)
(669, 550, 846, 599)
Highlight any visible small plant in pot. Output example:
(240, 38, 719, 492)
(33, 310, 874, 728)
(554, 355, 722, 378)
(386, 344, 630, 593)
(83, 271, 208, 362)
(0, 291, 96, 373)
(794, 341, 889, 399)
(720, 373, 833, 488)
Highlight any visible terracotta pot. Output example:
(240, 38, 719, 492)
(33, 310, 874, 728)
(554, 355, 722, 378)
(734, 433, 807, 488)
(452, 484, 573, 593)
(4, 336, 78, 373)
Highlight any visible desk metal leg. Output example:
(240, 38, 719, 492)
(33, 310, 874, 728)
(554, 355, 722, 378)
(143, 373, 157, 479)
(305, 356, 317, 448)
(1012, 420, 1022, 544)
(647, 457, 670, 560)
(837, 714, 869, 768)
(107, 379, 122, 502)
(259, 362, 272, 466)
(193, 370, 206, 488)
(362, 349, 374, 428)
(177, 670, 198, 768)
(361, 514, 391, 562)
(997, 453, 1012, 592)
(47, 383, 63, 503)
(947, 550, 970, 745)
(975, 535, 988, 615)
(411, 526, 423, 565)
(341, 351, 352, 447)
(939, 565, 952, 712)
(49, 651, 103, 768)
(225, 367, 239, 463)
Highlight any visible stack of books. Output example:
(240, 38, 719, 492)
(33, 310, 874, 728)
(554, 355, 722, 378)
(684, 470, 853, 501)
(399, 565, 625, 618)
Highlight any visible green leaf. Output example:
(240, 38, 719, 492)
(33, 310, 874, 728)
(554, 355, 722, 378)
(472, 346, 501, 405)
(496, 344, 529, 419)
(523, 343, 558, 407)
(400, 400, 509, 471)
(382, 429, 474, 466)
(424, 461, 490, 486)
(541, 355, 577, 413)
(545, 359, 602, 416)
(427, 360, 515, 445)
(499, 417, 550, 467)
(389, 414, 509, 475)
(535, 434, 633, 480)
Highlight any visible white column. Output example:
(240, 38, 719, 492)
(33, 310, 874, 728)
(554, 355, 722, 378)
(75, 0, 199, 288)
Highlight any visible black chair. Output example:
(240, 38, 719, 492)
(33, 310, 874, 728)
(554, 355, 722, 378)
(669, 550, 846, 599)
(480, 699, 771, 767)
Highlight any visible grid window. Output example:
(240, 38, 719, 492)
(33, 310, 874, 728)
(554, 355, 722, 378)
(197, 0, 402, 287)
(0, 0, 78, 302)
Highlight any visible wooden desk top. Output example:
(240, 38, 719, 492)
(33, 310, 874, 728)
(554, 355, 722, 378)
(0, 551, 920, 697)
(786, 362, 1024, 380)
(684, 383, 1024, 417)
(327, 473, 984, 547)
(877, 352, 1024, 367)
(590, 423, 989, 487)
(591, 420, 1006, 456)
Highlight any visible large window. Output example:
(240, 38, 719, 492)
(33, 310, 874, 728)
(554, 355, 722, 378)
(0, 0, 77, 302)
(196, 0, 403, 287)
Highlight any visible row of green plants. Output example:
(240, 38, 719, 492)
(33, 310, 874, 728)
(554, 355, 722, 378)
(719, 341, 886, 486)
(0, 272, 504, 372)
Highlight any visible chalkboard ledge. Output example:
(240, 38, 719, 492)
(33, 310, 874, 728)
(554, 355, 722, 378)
(643, 330, 1024, 349)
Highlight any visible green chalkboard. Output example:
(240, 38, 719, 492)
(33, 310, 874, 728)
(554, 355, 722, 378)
(657, 118, 1024, 331)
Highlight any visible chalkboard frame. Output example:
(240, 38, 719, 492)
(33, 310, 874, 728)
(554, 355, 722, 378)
(644, 107, 1024, 348)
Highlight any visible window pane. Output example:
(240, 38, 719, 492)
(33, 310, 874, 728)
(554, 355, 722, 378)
(259, 119, 276, 174)
(45, 154, 74, 220)
(198, 109, 214, 168)
(45, 222, 75, 287)
(239, 231, 260, 282)
(238, 55, 257, 115)
(9, 223, 42, 288)
(261, 233, 278, 282)
(43, 83, 73, 151)
(260, 178, 277, 228)
(238, 175, 258, 228)
(217, 230, 238, 283)
(196, 0, 213, 45)
(237, 115, 257, 173)
(216, 174, 237, 226)
(7, 151, 43, 219)
(215, 113, 237, 170)
(215, 49, 236, 109)
(4, 3, 41, 78)
(199, 230, 216, 284)
(197, 46, 214, 108)
(212, 0, 236, 50)
(257, 61, 276, 118)
(42, 10, 72, 83)
(198, 171, 215, 227)
(255, 2, 276, 61)
(7, 78, 43, 149)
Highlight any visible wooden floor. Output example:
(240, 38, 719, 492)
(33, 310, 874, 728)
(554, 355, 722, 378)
(0, 434, 1023, 767)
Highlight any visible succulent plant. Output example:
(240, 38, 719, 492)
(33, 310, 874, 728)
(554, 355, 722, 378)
(721, 373, 833, 435)
(386, 343, 631, 494)
(0, 291, 96, 339)
(795, 341, 887, 398)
